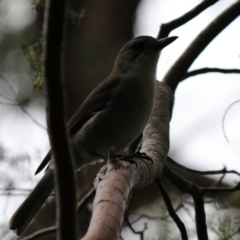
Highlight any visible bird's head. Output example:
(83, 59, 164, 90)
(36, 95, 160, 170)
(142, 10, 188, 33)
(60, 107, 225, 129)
(113, 35, 178, 74)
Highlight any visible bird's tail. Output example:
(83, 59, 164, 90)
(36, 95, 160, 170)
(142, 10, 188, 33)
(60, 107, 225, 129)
(9, 169, 55, 236)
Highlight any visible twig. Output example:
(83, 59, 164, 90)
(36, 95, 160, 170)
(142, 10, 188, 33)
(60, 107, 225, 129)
(203, 182, 240, 193)
(222, 228, 240, 240)
(0, 74, 46, 130)
(222, 100, 240, 143)
(157, 0, 218, 39)
(125, 218, 147, 240)
(163, 164, 209, 240)
(43, 0, 77, 239)
(163, 162, 240, 240)
(0, 187, 32, 192)
(0, 193, 30, 196)
(167, 157, 240, 176)
(182, 68, 240, 80)
(162, 1, 240, 92)
(77, 187, 95, 213)
(155, 178, 188, 240)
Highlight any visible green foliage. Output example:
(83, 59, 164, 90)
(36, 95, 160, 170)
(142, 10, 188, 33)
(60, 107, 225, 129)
(19, 3, 86, 89)
(67, 5, 86, 26)
(31, 0, 45, 12)
(20, 33, 43, 89)
(208, 209, 240, 239)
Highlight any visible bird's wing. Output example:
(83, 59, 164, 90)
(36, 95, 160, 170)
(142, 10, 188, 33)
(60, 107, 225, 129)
(67, 75, 121, 136)
(35, 75, 121, 174)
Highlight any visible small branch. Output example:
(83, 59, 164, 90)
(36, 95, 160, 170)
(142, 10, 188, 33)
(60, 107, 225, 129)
(0, 187, 32, 192)
(155, 178, 188, 240)
(192, 192, 208, 240)
(163, 162, 240, 240)
(77, 187, 95, 213)
(182, 68, 240, 80)
(125, 218, 147, 240)
(222, 100, 240, 143)
(43, 0, 77, 239)
(21, 226, 56, 240)
(0, 74, 46, 130)
(167, 157, 240, 176)
(162, 1, 240, 92)
(0, 101, 18, 106)
(163, 165, 209, 240)
(0, 193, 30, 196)
(203, 182, 240, 193)
(157, 0, 218, 39)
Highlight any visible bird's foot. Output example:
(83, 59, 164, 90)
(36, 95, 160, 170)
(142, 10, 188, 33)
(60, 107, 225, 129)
(117, 152, 153, 166)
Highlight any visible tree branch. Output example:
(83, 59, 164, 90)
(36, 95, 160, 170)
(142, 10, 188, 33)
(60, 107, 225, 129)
(157, 0, 218, 39)
(155, 178, 188, 240)
(43, 0, 77, 239)
(125, 217, 147, 240)
(182, 68, 240, 80)
(203, 182, 240, 193)
(77, 187, 95, 213)
(167, 156, 240, 176)
(162, 1, 240, 92)
(163, 164, 209, 240)
(82, 81, 173, 240)
(222, 100, 240, 143)
(0, 74, 46, 130)
(163, 162, 240, 240)
(192, 192, 208, 240)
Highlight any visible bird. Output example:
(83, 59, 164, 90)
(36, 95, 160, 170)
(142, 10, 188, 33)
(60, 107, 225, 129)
(9, 35, 178, 236)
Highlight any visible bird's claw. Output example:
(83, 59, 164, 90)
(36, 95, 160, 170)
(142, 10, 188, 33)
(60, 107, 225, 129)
(117, 152, 153, 166)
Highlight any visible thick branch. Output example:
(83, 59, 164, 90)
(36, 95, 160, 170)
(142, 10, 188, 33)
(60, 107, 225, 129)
(43, 0, 77, 239)
(82, 81, 173, 240)
(162, 1, 240, 92)
(157, 0, 218, 39)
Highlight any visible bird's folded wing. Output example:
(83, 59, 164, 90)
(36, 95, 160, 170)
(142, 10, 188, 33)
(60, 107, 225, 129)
(35, 76, 121, 175)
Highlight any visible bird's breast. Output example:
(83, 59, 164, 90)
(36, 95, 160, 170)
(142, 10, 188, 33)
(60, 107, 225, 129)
(75, 75, 156, 158)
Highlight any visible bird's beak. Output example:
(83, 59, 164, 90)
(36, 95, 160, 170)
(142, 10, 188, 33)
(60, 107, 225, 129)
(156, 36, 178, 49)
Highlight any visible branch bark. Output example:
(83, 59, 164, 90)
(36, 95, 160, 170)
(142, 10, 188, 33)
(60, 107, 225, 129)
(162, 1, 240, 93)
(43, 0, 77, 239)
(82, 81, 173, 240)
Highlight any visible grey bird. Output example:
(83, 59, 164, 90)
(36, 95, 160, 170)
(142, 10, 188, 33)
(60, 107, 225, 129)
(9, 35, 177, 236)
